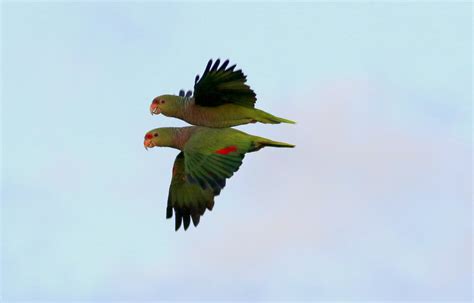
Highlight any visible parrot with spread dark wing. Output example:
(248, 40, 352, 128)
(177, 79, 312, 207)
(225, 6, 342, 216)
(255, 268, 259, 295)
(144, 126, 294, 230)
(149, 59, 295, 128)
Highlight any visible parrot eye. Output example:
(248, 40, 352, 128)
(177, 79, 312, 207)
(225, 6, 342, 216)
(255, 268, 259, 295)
(154, 133, 158, 137)
(160, 100, 165, 104)
(145, 133, 153, 140)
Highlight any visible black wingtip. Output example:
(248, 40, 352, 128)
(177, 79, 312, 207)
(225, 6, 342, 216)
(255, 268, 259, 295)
(195, 74, 200, 84)
(166, 206, 172, 219)
(191, 213, 200, 227)
(183, 215, 191, 230)
(219, 59, 229, 71)
(175, 212, 182, 231)
(211, 58, 220, 71)
(207, 199, 215, 211)
(185, 90, 192, 98)
(215, 177, 226, 190)
(204, 59, 213, 75)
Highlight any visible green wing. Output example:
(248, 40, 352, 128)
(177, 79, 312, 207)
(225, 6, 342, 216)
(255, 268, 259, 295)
(184, 151, 245, 192)
(183, 128, 252, 192)
(193, 59, 256, 108)
(166, 152, 220, 231)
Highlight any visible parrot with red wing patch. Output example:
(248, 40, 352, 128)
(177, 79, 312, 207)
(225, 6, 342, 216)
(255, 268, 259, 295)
(144, 126, 294, 230)
(149, 59, 295, 128)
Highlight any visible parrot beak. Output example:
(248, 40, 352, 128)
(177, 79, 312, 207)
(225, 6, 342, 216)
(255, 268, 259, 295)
(150, 103, 161, 115)
(144, 139, 153, 150)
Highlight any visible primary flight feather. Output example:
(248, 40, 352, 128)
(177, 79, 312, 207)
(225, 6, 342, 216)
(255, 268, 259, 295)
(149, 59, 295, 128)
(166, 152, 219, 231)
(144, 126, 294, 230)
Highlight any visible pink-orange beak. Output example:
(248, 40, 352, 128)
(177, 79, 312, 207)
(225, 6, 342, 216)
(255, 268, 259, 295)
(150, 102, 161, 115)
(144, 135, 155, 150)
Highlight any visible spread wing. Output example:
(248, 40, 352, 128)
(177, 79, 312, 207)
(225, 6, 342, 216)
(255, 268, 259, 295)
(183, 129, 251, 192)
(166, 152, 220, 231)
(193, 59, 256, 108)
(184, 151, 245, 193)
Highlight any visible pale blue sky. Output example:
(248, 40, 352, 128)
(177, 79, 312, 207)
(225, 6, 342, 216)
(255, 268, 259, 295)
(1, 2, 472, 302)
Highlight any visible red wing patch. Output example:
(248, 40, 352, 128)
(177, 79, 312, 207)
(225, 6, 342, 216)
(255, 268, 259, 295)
(215, 145, 238, 155)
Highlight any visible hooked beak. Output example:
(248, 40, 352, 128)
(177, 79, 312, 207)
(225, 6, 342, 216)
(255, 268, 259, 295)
(144, 139, 154, 150)
(150, 103, 161, 115)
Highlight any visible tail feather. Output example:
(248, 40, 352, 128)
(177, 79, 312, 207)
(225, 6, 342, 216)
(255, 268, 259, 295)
(256, 109, 296, 124)
(252, 137, 295, 151)
(261, 140, 295, 148)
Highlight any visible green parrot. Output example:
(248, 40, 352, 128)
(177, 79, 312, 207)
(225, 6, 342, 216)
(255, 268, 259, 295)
(149, 59, 296, 128)
(144, 126, 294, 230)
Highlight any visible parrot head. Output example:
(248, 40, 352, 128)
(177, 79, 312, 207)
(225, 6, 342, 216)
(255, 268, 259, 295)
(150, 94, 181, 116)
(143, 128, 174, 150)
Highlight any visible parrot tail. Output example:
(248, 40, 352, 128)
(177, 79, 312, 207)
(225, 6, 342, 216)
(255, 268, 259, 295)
(255, 109, 296, 124)
(252, 137, 295, 151)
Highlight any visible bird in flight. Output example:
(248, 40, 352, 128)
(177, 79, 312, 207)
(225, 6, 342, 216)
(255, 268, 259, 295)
(144, 126, 294, 230)
(145, 59, 295, 230)
(149, 59, 295, 128)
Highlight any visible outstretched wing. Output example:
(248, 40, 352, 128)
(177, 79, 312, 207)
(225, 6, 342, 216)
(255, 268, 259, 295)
(184, 151, 245, 193)
(166, 152, 219, 231)
(193, 59, 256, 108)
(183, 129, 251, 192)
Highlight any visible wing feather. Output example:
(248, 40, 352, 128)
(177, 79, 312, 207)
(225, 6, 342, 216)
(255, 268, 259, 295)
(184, 151, 245, 192)
(193, 59, 256, 108)
(166, 152, 220, 231)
